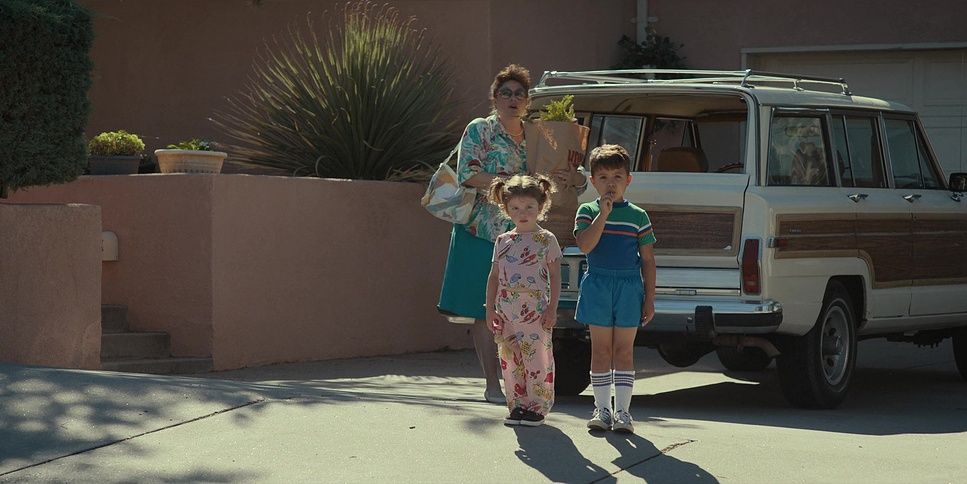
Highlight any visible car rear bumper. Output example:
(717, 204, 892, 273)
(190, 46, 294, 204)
(556, 296, 782, 337)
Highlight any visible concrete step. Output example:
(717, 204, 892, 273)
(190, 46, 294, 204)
(101, 331, 170, 359)
(101, 304, 129, 333)
(100, 357, 213, 375)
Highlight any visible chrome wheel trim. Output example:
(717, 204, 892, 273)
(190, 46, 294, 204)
(820, 303, 850, 386)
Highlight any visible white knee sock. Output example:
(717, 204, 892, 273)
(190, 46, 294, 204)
(590, 371, 612, 411)
(613, 370, 636, 413)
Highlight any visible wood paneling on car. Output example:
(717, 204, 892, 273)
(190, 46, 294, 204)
(776, 213, 967, 288)
(644, 205, 740, 256)
(912, 213, 967, 284)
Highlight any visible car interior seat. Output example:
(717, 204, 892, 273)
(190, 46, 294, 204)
(655, 147, 709, 173)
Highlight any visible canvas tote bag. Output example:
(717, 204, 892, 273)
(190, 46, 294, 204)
(421, 147, 476, 224)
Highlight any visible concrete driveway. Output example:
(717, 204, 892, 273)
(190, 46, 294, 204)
(1, 339, 965, 483)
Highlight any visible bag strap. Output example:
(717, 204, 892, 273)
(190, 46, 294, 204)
(444, 144, 459, 165)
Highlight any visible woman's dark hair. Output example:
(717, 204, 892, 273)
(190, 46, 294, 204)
(488, 174, 554, 220)
(490, 64, 532, 100)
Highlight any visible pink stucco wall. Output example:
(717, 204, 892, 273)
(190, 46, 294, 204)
(8, 175, 469, 370)
(209, 176, 466, 369)
(0, 203, 102, 369)
(10, 176, 215, 358)
(75, 0, 636, 154)
(648, 0, 967, 69)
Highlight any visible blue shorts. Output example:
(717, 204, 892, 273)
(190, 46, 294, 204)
(575, 267, 644, 328)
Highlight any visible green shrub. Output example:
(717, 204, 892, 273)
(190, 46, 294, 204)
(215, 1, 459, 180)
(0, 0, 93, 198)
(88, 130, 146, 156)
(166, 138, 214, 151)
(538, 95, 576, 122)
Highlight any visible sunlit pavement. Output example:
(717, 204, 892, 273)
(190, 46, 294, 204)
(2, 339, 965, 483)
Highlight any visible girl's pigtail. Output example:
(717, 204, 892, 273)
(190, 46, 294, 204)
(536, 174, 555, 197)
(535, 174, 553, 218)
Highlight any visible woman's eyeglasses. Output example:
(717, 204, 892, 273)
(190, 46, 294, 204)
(497, 88, 528, 100)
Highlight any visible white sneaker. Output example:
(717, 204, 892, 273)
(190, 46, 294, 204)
(587, 407, 613, 431)
(612, 410, 635, 434)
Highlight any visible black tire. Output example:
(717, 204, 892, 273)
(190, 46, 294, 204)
(553, 337, 591, 395)
(716, 346, 772, 372)
(953, 330, 967, 382)
(777, 281, 857, 409)
(658, 343, 711, 368)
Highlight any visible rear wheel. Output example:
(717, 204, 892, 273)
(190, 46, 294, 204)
(716, 346, 772, 372)
(553, 337, 591, 395)
(953, 330, 967, 382)
(777, 281, 857, 409)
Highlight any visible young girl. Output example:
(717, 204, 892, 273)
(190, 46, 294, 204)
(485, 174, 562, 427)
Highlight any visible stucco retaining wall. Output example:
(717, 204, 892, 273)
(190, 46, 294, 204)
(0, 203, 102, 369)
(9, 175, 469, 370)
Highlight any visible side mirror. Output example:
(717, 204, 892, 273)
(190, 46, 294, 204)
(950, 172, 967, 192)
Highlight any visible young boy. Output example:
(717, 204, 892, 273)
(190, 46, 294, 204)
(573, 144, 657, 433)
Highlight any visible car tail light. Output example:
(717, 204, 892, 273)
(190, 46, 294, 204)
(741, 239, 761, 295)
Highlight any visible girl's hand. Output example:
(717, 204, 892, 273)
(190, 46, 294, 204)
(487, 308, 504, 334)
(641, 300, 655, 326)
(541, 309, 557, 330)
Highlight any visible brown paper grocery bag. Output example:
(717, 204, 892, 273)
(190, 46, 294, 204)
(524, 120, 590, 247)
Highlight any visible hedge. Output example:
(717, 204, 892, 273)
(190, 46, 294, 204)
(0, 0, 92, 198)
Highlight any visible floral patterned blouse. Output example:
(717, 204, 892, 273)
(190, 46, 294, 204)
(456, 115, 528, 242)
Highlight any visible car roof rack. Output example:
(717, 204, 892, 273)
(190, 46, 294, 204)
(535, 69, 852, 95)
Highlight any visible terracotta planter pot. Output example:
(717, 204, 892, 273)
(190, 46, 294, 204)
(155, 149, 227, 174)
(88, 155, 141, 175)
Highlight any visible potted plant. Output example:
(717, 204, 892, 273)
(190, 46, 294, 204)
(88, 130, 145, 175)
(154, 138, 227, 174)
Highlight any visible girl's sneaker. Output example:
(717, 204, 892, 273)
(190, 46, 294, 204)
(504, 407, 525, 426)
(612, 410, 635, 433)
(519, 409, 545, 427)
(587, 407, 613, 431)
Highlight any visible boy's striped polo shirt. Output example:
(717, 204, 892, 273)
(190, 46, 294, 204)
(573, 199, 657, 269)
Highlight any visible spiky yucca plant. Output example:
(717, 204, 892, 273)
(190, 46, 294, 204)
(215, 2, 459, 180)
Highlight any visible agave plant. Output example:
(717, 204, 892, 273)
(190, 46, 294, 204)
(215, 1, 459, 180)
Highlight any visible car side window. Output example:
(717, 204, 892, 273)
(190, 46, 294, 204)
(588, 114, 643, 168)
(830, 116, 853, 187)
(845, 116, 887, 188)
(767, 115, 832, 186)
(885, 118, 942, 189)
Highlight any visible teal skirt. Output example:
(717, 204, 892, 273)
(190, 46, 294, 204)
(438, 225, 494, 320)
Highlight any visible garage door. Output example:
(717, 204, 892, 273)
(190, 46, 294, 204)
(748, 49, 967, 176)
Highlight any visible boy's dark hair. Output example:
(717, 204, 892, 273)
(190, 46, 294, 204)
(589, 144, 632, 175)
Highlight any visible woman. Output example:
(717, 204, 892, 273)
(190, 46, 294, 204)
(438, 64, 586, 403)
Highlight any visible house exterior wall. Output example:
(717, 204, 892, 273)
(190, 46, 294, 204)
(76, 0, 635, 155)
(6, 176, 468, 370)
(209, 176, 464, 369)
(0, 203, 102, 369)
(9, 177, 217, 358)
(647, 0, 967, 69)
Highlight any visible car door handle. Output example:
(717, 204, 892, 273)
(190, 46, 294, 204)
(952, 193, 963, 202)
(847, 193, 868, 202)
(902, 194, 922, 203)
